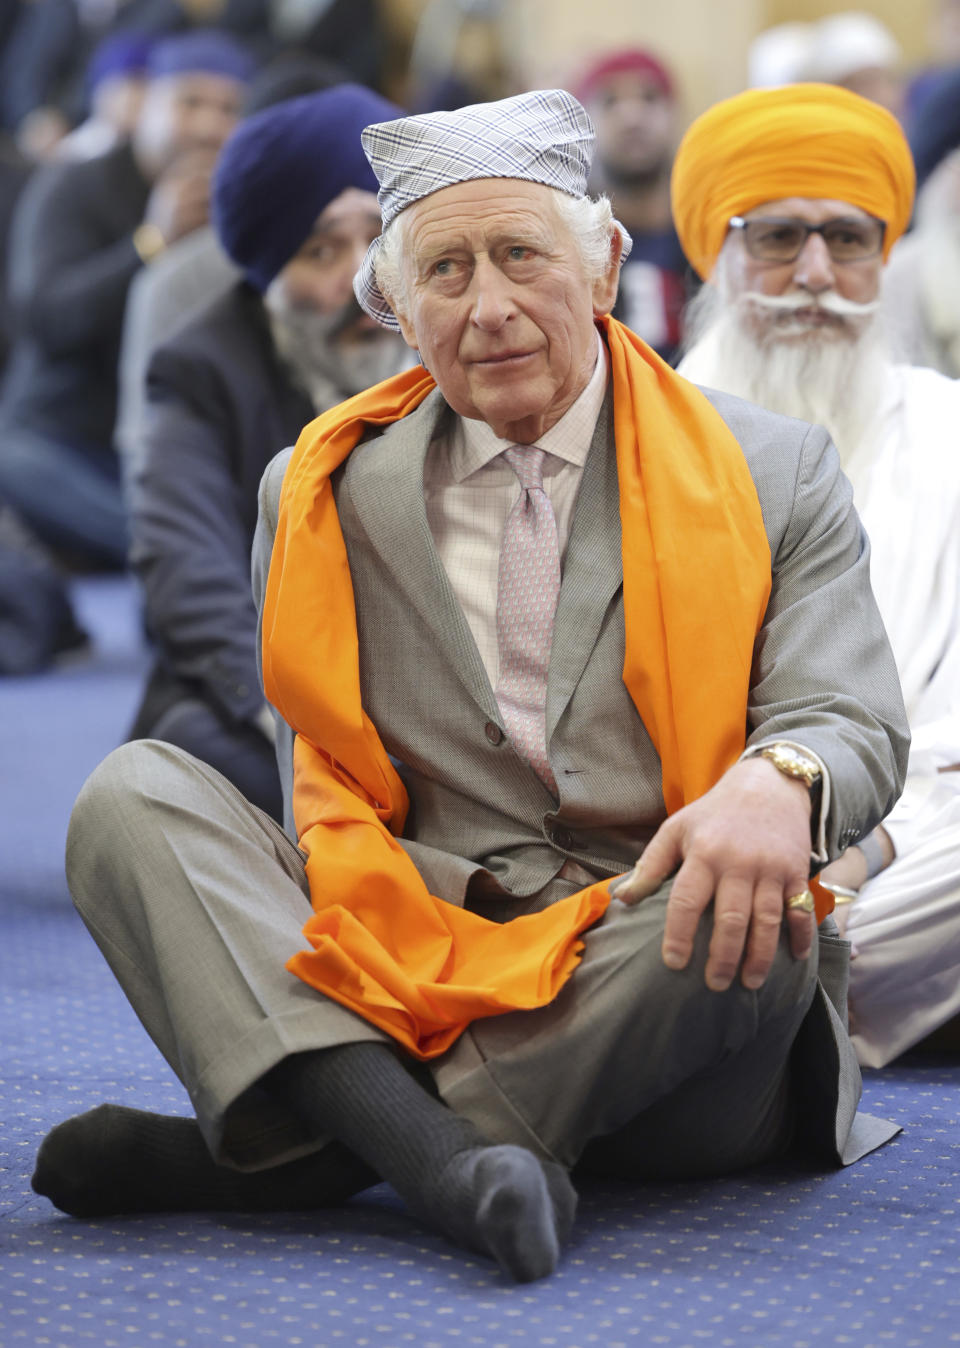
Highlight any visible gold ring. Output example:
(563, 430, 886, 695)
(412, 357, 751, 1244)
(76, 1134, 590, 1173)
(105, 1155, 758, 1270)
(785, 889, 815, 913)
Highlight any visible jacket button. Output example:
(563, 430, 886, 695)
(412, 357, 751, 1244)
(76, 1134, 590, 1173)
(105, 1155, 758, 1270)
(553, 825, 574, 850)
(485, 721, 503, 745)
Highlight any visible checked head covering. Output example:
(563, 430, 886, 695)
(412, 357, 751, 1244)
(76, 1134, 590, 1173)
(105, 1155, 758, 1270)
(354, 88, 632, 329)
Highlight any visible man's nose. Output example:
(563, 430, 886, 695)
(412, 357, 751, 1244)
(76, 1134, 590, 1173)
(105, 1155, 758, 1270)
(791, 231, 836, 293)
(469, 258, 515, 330)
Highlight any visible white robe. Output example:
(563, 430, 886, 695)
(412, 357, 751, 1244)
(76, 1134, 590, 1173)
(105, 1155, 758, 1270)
(680, 353, 960, 1067)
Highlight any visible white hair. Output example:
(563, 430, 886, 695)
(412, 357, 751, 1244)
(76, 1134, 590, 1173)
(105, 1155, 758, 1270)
(373, 186, 620, 318)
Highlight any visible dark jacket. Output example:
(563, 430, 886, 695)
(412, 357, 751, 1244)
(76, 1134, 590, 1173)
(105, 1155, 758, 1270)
(0, 139, 149, 450)
(0, 142, 32, 377)
(129, 281, 313, 735)
(0, 0, 270, 131)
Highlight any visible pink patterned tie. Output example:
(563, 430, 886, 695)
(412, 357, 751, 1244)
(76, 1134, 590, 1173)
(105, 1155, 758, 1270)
(495, 446, 561, 794)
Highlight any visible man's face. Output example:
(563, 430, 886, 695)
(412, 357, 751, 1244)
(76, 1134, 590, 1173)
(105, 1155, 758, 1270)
(588, 70, 675, 181)
(392, 177, 619, 444)
(265, 188, 404, 398)
(272, 188, 383, 321)
(135, 71, 245, 174)
(93, 73, 147, 137)
(721, 196, 885, 340)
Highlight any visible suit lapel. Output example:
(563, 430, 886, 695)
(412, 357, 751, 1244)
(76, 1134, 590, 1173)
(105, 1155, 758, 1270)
(343, 390, 501, 719)
(546, 390, 624, 743)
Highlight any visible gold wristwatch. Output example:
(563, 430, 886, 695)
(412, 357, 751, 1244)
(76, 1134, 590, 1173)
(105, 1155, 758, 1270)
(759, 742, 822, 789)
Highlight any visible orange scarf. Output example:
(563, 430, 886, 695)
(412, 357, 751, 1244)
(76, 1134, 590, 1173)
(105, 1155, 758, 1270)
(262, 316, 811, 1061)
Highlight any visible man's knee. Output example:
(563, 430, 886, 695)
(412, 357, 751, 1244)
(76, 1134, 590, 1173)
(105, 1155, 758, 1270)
(66, 740, 201, 900)
(597, 885, 817, 1042)
(70, 738, 190, 833)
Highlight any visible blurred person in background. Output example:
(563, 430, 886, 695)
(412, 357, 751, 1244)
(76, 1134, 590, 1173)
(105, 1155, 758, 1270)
(748, 11, 903, 118)
(884, 64, 960, 377)
(54, 29, 154, 161)
(575, 49, 689, 365)
(748, 22, 816, 88)
(114, 48, 349, 486)
(804, 11, 904, 118)
(0, 29, 253, 569)
(904, 0, 960, 123)
(674, 83, 960, 1069)
(0, 0, 271, 160)
(0, 131, 32, 381)
(269, 0, 385, 93)
(125, 83, 409, 818)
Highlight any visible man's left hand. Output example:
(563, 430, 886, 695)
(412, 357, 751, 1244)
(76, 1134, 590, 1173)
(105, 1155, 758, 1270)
(611, 758, 815, 991)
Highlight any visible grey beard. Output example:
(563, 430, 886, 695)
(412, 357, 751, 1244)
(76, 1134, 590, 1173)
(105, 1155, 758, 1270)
(681, 282, 890, 465)
(267, 302, 408, 413)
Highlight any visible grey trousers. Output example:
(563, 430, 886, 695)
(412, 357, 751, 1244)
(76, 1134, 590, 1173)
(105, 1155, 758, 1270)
(66, 741, 820, 1176)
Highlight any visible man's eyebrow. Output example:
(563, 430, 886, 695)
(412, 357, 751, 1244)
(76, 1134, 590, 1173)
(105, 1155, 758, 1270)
(312, 211, 382, 238)
(415, 227, 552, 263)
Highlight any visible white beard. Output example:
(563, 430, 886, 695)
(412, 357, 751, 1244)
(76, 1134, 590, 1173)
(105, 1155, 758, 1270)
(680, 282, 890, 467)
(266, 296, 409, 414)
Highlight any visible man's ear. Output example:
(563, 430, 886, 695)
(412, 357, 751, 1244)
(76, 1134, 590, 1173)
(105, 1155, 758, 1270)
(394, 307, 420, 350)
(591, 227, 624, 318)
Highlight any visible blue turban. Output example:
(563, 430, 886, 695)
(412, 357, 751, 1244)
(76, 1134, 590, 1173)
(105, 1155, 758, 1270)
(146, 30, 256, 85)
(86, 32, 154, 95)
(212, 83, 402, 293)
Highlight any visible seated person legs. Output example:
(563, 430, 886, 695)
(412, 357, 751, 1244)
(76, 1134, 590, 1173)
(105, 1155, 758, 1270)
(34, 738, 818, 1279)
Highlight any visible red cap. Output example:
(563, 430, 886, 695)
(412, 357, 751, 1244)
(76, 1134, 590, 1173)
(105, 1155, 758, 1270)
(573, 49, 675, 104)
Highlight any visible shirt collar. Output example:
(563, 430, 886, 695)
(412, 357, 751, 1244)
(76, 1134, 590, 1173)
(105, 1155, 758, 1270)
(447, 330, 609, 483)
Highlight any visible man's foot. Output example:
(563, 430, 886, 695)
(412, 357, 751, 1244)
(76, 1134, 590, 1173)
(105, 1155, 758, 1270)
(31, 1103, 377, 1216)
(266, 1042, 578, 1282)
(413, 1143, 577, 1283)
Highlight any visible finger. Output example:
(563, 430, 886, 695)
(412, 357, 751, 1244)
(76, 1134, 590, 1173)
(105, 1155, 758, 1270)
(703, 871, 753, 991)
(785, 888, 816, 962)
(613, 820, 682, 905)
(739, 877, 788, 990)
(661, 855, 716, 972)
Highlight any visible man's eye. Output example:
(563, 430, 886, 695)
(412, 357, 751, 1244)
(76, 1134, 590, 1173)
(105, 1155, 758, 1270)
(508, 246, 531, 261)
(432, 259, 454, 276)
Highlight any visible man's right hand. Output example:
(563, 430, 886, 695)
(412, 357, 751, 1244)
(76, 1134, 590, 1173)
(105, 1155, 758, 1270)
(143, 149, 217, 247)
(610, 756, 816, 992)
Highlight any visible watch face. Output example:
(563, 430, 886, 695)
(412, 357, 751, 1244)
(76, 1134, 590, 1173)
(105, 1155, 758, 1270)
(763, 745, 819, 783)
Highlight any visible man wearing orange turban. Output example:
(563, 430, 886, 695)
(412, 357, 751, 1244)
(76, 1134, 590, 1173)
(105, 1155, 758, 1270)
(671, 83, 914, 284)
(37, 89, 908, 1284)
(675, 83, 960, 1071)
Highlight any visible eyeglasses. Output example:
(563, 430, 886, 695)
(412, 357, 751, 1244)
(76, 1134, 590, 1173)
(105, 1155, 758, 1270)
(727, 215, 886, 264)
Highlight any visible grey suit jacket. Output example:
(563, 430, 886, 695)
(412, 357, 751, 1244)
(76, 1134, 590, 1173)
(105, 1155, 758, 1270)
(252, 380, 909, 1163)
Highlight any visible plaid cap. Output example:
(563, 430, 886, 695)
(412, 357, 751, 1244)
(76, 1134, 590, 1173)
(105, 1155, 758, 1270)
(355, 89, 614, 329)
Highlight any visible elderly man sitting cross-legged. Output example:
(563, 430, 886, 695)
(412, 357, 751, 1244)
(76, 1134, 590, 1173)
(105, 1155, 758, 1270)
(674, 83, 960, 1069)
(32, 90, 908, 1283)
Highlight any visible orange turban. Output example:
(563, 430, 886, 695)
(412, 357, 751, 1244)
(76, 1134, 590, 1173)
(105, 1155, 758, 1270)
(670, 83, 915, 280)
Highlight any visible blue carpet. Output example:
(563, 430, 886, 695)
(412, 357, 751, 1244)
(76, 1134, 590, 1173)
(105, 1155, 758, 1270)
(2, 576, 959, 1346)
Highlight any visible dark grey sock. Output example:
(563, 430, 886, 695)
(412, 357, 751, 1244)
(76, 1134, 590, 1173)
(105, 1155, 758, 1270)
(31, 1103, 377, 1217)
(266, 1042, 577, 1281)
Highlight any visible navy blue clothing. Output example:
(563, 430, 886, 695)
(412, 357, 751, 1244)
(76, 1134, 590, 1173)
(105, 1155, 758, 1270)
(128, 282, 313, 816)
(0, 140, 148, 563)
(612, 225, 693, 367)
(1, 140, 148, 451)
